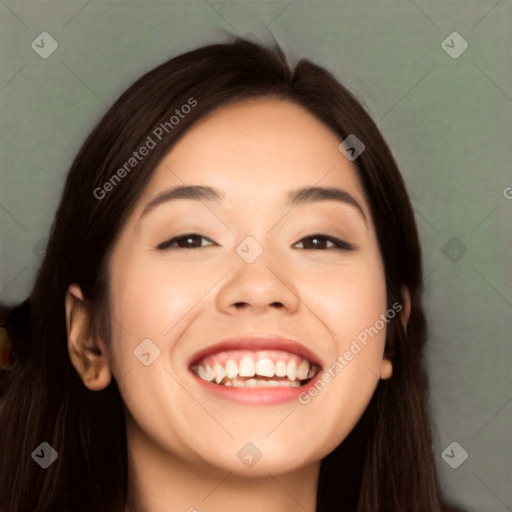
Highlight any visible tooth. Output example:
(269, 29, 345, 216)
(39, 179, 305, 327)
(276, 379, 300, 387)
(286, 361, 297, 381)
(253, 379, 279, 388)
(307, 367, 316, 379)
(225, 359, 238, 379)
(275, 360, 287, 377)
(214, 363, 225, 384)
(239, 356, 256, 377)
(222, 376, 303, 388)
(204, 364, 213, 382)
(298, 359, 310, 380)
(196, 365, 206, 380)
(256, 358, 275, 377)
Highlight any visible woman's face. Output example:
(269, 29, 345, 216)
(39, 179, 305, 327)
(105, 98, 392, 475)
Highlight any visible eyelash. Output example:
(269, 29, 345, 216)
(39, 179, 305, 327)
(156, 233, 355, 251)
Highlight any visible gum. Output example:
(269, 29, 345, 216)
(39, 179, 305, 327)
(197, 350, 307, 367)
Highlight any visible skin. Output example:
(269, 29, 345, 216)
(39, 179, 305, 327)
(65, 98, 410, 512)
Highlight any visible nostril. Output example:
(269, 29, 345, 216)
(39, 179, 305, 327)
(232, 302, 284, 309)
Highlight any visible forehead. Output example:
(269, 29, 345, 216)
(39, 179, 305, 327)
(137, 98, 367, 212)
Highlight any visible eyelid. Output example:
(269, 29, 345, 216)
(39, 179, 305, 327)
(293, 234, 356, 251)
(156, 233, 355, 251)
(156, 233, 218, 250)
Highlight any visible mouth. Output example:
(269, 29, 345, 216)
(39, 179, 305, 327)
(191, 350, 320, 388)
(188, 335, 323, 403)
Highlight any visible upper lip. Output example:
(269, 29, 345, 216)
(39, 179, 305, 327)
(188, 334, 323, 369)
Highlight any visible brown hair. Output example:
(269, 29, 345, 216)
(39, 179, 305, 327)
(0, 38, 464, 512)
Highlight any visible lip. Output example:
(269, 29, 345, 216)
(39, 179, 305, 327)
(188, 334, 323, 368)
(188, 334, 324, 405)
(192, 370, 323, 405)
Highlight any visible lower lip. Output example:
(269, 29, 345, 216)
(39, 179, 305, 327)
(190, 371, 322, 405)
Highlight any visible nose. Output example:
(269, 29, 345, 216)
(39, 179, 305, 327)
(216, 251, 301, 316)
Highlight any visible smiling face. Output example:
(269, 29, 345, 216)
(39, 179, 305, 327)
(79, 98, 395, 477)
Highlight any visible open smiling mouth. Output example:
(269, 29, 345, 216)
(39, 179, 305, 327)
(190, 350, 321, 388)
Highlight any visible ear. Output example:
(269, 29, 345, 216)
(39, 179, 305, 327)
(379, 358, 393, 380)
(65, 284, 112, 391)
(380, 286, 412, 380)
(400, 285, 411, 332)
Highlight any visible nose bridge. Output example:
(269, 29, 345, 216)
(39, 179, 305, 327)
(216, 236, 300, 313)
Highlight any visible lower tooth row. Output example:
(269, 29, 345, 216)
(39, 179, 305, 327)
(223, 378, 301, 388)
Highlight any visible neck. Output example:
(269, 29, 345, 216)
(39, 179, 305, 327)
(124, 418, 320, 512)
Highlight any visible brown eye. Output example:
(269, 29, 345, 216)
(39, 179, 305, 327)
(157, 234, 217, 250)
(294, 235, 355, 251)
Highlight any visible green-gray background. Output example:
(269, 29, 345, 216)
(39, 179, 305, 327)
(1, 1, 511, 510)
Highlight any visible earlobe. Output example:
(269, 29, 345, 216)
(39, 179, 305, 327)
(380, 357, 393, 380)
(65, 284, 112, 391)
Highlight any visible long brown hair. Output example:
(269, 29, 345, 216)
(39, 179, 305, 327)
(0, 38, 464, 512)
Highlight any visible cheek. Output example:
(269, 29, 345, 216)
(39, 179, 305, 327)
(303, 251, 387, 346)
(110, 257, 199, 334)
(296, 252, 388, 441)
(105, 257, 210, 444)
(107, 256, 217, 370)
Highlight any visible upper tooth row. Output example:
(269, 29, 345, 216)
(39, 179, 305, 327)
(195, 357, 314, 384)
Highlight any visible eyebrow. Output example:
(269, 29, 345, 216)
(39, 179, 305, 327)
(139, 185, 225, 220)
(138, 185, 367, 224)
(287, 186, 367, 224)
